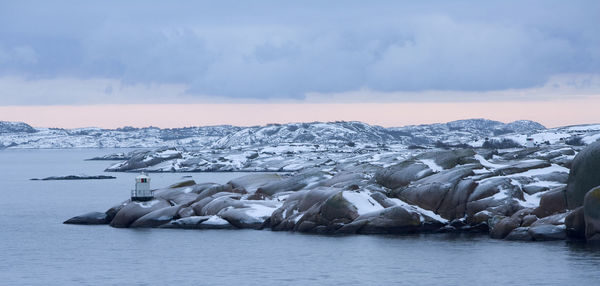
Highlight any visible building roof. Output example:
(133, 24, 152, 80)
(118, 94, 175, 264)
(136, 173, 150, 179)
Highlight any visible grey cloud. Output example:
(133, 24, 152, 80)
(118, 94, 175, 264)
(0, 0, 598, 103)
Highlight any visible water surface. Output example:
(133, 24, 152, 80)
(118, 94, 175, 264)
(1, 149, 599, 285)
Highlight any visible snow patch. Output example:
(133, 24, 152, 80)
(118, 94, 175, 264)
(509, 164, 569, 177)
(419, 159, 443, 172)
(136, 200, 160, 208)
(342, 191, 384, 215)
(293, 213, 304, 224)
(583, 133, 600, 144)
(521, 192, 543, 208)
(474, 154, 506, 169)
(242, 203, 280, 219)
(389, 198, 448, 223)
(204, 215, 230, 225)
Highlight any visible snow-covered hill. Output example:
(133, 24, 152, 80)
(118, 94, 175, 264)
(0, 119, 598, 149)
(212, 121, 397, 148)
(0, 124, 239, 149)
(0, 121, 37, 134)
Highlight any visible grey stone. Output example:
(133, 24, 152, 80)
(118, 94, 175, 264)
(354, 206, 425, 234)
(528, 224, 567, 241)
(584, 186, 600, 241)
(130, 205, 182, 228)
(227, 173, 283, 193)
(532, 187, 567, 218)
(505, 227, 533, 241)
(566, 141, 600, 208)
(63, 211, 108, 225)
(374, 160, 432, 189)
(109, 199, 171, 228)
(565, 206, 586, 239)
(490, 216, 521, 239)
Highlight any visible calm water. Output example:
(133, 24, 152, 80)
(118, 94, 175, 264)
(1, 149, 599, 285)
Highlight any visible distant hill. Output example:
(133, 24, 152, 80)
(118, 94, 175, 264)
(0, 118, 597, 149)
(0, 121, 37, 134)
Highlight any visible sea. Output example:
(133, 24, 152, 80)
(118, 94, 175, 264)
(1, 149, 599, 285)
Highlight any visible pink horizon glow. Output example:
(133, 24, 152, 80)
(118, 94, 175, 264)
(0, 101, 599, 129)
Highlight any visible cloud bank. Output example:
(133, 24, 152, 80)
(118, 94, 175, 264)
(0, 0, 599, 104)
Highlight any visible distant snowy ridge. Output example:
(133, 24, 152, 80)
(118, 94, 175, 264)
(0, 121, 37, 134)
(0, 118, 597, 149)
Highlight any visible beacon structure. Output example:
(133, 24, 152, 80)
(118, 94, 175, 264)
(131, 173, 153, 201)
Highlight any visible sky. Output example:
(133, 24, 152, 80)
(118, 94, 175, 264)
(0, 0, 599, 128)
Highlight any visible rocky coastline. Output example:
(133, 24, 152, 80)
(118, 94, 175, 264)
(65, 141, 600, 243)
(31, 175, 116, 180)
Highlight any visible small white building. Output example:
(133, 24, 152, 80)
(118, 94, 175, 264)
(525, 137, 535, 148)
(131, 173, 153, 201)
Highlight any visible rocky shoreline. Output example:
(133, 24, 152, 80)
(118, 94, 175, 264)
(31, 175, 116, 181)
(66, 141, 600, 243)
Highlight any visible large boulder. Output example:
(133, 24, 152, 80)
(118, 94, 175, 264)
(532, 187, 567, 218)
(490, 216, 520, 239)
(154, 183, 214, 204)
(154, 188, 200, 206)
(219, 207, 268, 229)
(130, 205, 182, 228)
(160, 215, 235, 230)
(195, 184, 235, 201)
(63, 211, 109, 225)
(374, 160, 432, 189)
(584, 186, 600, 241)
(109, 199, 171, 228)
(105, 200, 129, 222)
(522, 185, 549, 196)
(283, 189, 361, 233)
(220, 200, 280, 229)
(177, 206, 196, 218)
(270, 187, 339, 230)
(565, 206, 586, 239)
(528, 224, 567, 241)
(190, 192, 242, 215)
(500, 148, 541, 160)
(534, 147, 576, 160)
(342, 206, 424, 234)
(505, 227, 533, 241)
(415, 149, 477, 169)
(466, 197, 523, 221)
(318, 191, 360, 223)
(521, 215, 538, 227)
(495, 160, 551, 176)
(397, 164, 479, 215)
(168, 179, 196, 188)
(533, 172, 569, 184)
(256, 170, 329, 196)
(319, 172, 369, 189)
(200, 196, 245, 216)
(437, 179, 477, 220)
(465, 176, 525, 219)
(369, 191, 398, 208)
(227, 173, 282, 193)
(468, 177, 518, 202)
(566, 141, 600, 209)
(530, 212, 568, 227)
(374, 149, 477, 189)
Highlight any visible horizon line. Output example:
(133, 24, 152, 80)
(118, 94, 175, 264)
(1, 102, 599, 129)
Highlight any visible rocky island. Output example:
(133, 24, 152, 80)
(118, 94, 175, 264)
(31, 175, 116, 180)
(65, 139, 600, 243)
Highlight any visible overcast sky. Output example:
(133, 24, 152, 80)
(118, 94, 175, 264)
(0, 1, 599, 127)
(1, 0, 599, 105)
